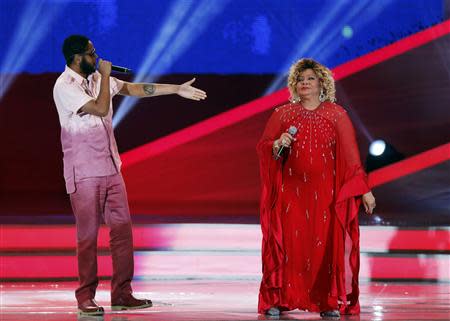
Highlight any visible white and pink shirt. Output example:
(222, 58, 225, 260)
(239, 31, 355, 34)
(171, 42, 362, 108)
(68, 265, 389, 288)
(53, 66, 124, 193)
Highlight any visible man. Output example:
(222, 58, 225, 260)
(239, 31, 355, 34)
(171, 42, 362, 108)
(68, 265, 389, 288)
(53, 35, 206, 316)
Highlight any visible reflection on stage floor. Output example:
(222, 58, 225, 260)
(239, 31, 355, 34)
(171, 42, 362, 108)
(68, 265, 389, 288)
(1, 280, 449, 321)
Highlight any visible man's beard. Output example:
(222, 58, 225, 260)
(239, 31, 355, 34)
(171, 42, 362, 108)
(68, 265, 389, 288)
(80, 57, 96, 75)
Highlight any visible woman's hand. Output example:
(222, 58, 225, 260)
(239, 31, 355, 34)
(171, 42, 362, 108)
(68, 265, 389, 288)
(362, 191, 376, 214)
(276, 132, 295, 148)
(273, 132, 295, 156)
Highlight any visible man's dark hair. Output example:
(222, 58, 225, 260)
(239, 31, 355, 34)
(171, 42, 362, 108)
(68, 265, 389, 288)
(62, 35, 89, 66)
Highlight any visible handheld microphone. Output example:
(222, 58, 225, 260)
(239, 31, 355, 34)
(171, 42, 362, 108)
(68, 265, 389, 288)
(111, 64, 132, 73)
(276, 126, 298, 159)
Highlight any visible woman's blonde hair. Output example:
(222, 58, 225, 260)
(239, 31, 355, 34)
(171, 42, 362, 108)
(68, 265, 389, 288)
(287, 58, 336, 102)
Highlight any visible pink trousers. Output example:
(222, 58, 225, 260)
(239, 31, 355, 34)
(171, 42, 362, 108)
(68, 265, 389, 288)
(70, 173, 134, 304)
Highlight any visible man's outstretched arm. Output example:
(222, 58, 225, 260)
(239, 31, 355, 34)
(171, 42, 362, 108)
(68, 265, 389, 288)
(119, 78, 206, 101)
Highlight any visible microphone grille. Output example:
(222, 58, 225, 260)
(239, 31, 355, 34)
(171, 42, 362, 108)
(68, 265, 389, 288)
(288, 126, 298, 135)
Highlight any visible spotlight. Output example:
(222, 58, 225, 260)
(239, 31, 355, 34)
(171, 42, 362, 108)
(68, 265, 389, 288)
(342, 25, 353, 38)
(372, 215, 383, 224)
(365, 139, 404, 172)
(369, 139, 386, 156)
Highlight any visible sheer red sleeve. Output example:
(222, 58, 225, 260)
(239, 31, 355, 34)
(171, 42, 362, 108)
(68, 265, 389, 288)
(256, 108, 285, 290)
(333, 108, 370, 314)
(335, 110, 370, 225)
(257, 108, 283, 230)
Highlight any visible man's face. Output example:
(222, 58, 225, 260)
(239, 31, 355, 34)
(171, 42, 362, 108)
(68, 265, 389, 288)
(80, 56, 96, 75)
(79, 41, 97, 75)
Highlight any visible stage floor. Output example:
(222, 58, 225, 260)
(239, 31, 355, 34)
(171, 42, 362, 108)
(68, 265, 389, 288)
(1, 280, 449, 321)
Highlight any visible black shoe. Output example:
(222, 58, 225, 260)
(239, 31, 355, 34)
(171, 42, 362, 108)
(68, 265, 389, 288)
(320, 310, 340, 319)
(111, 295, 153, 311)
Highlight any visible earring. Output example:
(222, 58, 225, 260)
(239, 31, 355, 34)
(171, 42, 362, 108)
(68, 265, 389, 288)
(292, 95, 301, 103)
(319, 89, 326, 102)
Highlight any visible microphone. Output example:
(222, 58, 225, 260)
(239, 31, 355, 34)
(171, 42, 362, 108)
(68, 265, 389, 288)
(276, 126, 298, 160)
(111, 64, 132, 73)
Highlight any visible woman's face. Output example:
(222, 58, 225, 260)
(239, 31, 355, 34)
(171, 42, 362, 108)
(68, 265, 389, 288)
(296, 68, 321, 98)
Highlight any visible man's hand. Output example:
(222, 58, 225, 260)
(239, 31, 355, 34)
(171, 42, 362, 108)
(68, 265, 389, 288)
(362, 191, 376, 214)
(177, 78, 207, 101)
(80, 59, 111, 117)
(97, 59, 111, 77)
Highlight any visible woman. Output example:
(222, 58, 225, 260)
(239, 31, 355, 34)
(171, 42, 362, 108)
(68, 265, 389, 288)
(257, 58, 376, 319)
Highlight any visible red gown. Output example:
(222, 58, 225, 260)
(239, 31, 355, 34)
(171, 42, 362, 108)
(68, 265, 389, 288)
(257, 101, 370, 314)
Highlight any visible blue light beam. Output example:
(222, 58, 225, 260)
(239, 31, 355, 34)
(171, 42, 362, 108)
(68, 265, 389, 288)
(265, 0, 389, 96)
(311, 1, 388, 63)
(112, 0, 196, 128)
(0, 0, 63, 100)
(264, 0, 348, 95)
(113, 0, 230, 128)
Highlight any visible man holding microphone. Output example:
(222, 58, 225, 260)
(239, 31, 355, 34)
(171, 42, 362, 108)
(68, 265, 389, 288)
(53, 35, 206, 316)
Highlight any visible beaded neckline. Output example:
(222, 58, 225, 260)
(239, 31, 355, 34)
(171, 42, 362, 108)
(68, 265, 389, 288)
(296, 101, 324, 112)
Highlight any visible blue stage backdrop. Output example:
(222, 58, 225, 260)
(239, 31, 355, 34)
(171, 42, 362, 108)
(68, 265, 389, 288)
(0, 0, 445, 75)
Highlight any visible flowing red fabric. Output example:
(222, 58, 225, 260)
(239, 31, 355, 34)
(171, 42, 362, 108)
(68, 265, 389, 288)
(257, 102, 370, 314)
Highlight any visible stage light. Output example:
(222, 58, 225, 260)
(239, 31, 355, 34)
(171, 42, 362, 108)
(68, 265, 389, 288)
(0, 1, 63, 100)
(372, 215, 383, 224)
(366, 140, 404, 172)
(113, 0, 229, 128)
(342, 25, 353, 38)
(369, 139, 386, 156)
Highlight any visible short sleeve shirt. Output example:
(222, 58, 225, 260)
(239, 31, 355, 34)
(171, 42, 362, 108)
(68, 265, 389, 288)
(53, 66, 124, 193)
